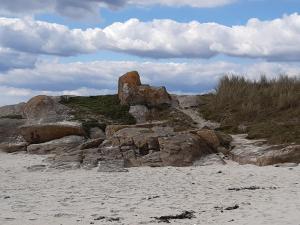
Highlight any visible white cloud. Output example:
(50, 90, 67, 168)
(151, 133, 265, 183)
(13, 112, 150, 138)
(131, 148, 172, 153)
(0, 60, 299, 106)
(0, 0, 234, 20)
(1, 14, 300, 61)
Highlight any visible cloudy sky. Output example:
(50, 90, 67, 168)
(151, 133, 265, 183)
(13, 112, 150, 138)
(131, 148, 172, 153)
(0, 0, 300, 106)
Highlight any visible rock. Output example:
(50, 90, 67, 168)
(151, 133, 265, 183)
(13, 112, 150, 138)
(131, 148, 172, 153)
(230, 135, 300, 166)
(19, 121, 86, 144)
(158, 133, 213, 166)
(98, 160, 129, 172)
(89, 127, 105, 139)
(118, 71, 172, 106)
(0, 102, 26, 118)
(176, 95, 202, 109)
(80, 138, 104, 150)
(136, 85, 172, 107)
(0, 118, 26, 143)
(194, 129, 220, 150)
(105, 121, 168, 138)
(82, 148, 103, 169)
(216, 131, 233, 148)
(139, 151, 162, 167)
(193, 153, 226, 166)
(118, 71, 142, 105)
(47, 149, 83, 170)
(27, 135, 84, 155)
(129, 105, 149, 123)
(0, 142, 27, 153)
(257, 145, 300, 166)
(23, 95, 71, 123)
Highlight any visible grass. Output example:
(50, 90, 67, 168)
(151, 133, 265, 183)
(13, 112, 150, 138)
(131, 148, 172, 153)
(60, 95, 136, 126)
(199, 75, 300, 144)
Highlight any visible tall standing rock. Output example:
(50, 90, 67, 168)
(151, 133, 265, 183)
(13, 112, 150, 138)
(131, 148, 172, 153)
(118, 71, 172, 106)
(118, 71, 142, 105)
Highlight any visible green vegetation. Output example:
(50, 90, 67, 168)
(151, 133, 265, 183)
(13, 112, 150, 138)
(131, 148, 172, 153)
(199, 75, 300, 144)
(0, 114, 24, 120)
(60, 95, 136, 125)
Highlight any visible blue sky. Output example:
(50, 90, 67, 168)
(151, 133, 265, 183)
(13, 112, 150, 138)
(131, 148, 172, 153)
(0, 0, 300, 105)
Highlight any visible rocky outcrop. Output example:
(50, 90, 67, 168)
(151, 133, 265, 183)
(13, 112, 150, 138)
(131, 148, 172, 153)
(129, 105, 150, 123)
(176, 95, 202, 109)
(19, 122, 86, 144)
(118, 71, 172, 106)
(230, 144, 300, 166)
(100, 126, 213, 167)
(229, 134, 300, 166)
(105, 121, 168, 138)
(0, 102, 26, 118)
(27, 135, 85, 155)
(158, 133, 213, 166)
(0, 118, 26, 143)
(23, 95, 71, 123)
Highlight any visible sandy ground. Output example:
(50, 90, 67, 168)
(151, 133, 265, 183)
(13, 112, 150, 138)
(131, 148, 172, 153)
(0, 152, 299, 225)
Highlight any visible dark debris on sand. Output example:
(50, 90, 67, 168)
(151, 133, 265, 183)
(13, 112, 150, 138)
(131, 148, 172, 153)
(153, 210, 195, 223)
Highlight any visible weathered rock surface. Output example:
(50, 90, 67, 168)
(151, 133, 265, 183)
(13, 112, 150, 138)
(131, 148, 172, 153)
(129, 105, 150, 123)
(79, 138, 104, 150)
(23, 95, 71, 123)
(193, 129, 221, 149)
(0, 102, 26, 118)
(176, 95, 202, 109)
(0, 118, 26, 143)
(0, 142, 27, 153)
(89, 127, 105, 139)
(118, 71, 171, 106)
(105, 121, 168, 138)
(230, 134, 300, 166)
(158, 133, 213, 166)
(27, 135, 85, 155)
(19, 122, 86, 144)
(101, 126, 215, 167)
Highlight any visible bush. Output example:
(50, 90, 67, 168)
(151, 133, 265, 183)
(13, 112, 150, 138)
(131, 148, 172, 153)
(60, 95, 136, 125)
(199, 75, 300, 144)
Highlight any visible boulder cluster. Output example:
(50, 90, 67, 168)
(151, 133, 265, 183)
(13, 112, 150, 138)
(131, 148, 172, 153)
(0, 71, 299, 171)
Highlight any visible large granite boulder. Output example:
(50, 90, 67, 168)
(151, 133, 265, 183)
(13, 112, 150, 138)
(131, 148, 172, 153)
(19, 122, 86, 144)
(27, 135, 85, 155)
(118, 71, 172, 106)
(23, 95, 71, 123)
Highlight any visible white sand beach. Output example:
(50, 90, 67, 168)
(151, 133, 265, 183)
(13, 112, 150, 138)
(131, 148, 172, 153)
(0, 152, 299, 225)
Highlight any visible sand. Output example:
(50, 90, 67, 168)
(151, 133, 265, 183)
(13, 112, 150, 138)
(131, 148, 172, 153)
(0, 151, 299, 225)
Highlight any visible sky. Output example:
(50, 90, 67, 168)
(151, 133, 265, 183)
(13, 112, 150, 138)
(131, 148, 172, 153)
(0, 0, 300, 106)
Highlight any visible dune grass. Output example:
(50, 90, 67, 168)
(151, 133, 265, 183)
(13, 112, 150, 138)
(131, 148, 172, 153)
(199, 75, 300, 144)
